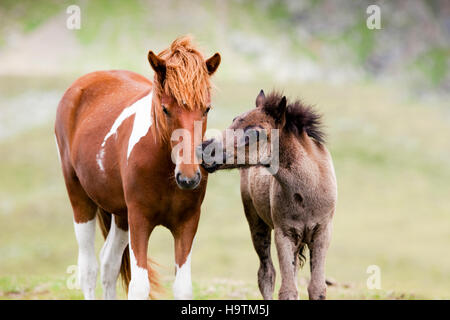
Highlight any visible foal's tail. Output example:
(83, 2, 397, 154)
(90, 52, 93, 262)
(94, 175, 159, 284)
(298, 244, 307, 268)
(97, 209, 162, 299)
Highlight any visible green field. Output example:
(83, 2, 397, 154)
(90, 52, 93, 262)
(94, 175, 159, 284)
(0, 0, 449, 300)
(0, 77, 449, 299)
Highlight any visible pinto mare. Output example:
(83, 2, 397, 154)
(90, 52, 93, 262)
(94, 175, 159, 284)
(201, 90, 337, 300)
(55, 36, 221, 299)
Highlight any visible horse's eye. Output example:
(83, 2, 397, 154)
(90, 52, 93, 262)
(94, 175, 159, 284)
(162, 105, 169, 116)
(204, 106, 211, 116)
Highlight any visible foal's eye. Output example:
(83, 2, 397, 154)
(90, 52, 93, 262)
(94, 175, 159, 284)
(162, 105, 169, 116)
(204, 106, 211, 116)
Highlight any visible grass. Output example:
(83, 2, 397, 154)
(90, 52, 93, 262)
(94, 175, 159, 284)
(1, 0, 449, 300)
(0, 275, 417, 300)
(0, 78, 449, 299)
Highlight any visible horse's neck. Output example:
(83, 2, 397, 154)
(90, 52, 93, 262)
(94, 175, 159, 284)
(153, 136, 173, 163)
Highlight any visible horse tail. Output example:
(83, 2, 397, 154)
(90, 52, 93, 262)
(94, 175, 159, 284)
(146, 258, 162, 299)
(97, 208, 162, 299)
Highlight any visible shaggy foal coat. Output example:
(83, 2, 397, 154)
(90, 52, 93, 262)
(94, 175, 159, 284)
(202, 90, 337, 300)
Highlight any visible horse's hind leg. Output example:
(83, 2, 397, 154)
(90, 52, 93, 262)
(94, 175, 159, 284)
(243, 200, 275, 300)
(99, 212, 129, 300)
(61, 164, 98, 299)
(308, 222, 332, 300)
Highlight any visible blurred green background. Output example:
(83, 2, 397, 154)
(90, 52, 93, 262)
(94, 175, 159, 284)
(0, 0, 449, 299)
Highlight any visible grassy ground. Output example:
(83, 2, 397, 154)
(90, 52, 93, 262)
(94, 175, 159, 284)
(0, 77, 449, 299)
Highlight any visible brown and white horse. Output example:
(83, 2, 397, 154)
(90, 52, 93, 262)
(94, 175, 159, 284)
(54, 36, 221, 299)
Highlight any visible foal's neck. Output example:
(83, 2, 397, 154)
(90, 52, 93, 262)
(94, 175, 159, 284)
(272, 130, 308, 186)
(277, 131, 300, 168)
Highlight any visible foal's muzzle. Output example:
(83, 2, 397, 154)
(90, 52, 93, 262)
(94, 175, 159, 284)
(175, 170, 201, 190)
(197, 139, 224, 174)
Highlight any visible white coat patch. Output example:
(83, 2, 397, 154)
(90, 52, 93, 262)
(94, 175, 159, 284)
(74, 218, 98, 300)
(54, 135, 61, 164)
(173, 250, 193, 300)
(128, 233, 150, 300)
(96, 148, 105, 172)
(99, 215, 129, 300)
(97, 92, 153, 171)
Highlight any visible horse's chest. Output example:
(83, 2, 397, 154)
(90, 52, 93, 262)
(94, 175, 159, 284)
(139, 180, 207, 228)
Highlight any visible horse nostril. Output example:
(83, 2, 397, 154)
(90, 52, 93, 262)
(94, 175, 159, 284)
(175, 171, 201, 190)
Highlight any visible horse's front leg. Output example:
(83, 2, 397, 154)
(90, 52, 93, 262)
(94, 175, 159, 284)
(172, 212, 200, 300)
(308, 222, 332, 300)
(127, 206, 154, 300)
(274, 227, 299, 300)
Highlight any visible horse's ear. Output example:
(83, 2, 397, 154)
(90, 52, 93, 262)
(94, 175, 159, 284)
(148, 51, 166, 84)
(256, 89, 265, 108)
(206, 53, 221, 75)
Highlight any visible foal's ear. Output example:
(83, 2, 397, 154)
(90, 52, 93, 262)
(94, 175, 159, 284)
(148, 51, 166, 84)
(206, 53, 221, 75)
(276, 96, 287, 126)
(278, 96, 287, 113)
(256, 89, 265, 108)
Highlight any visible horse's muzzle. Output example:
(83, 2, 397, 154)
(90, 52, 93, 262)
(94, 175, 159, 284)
(176, 171, 201, 190)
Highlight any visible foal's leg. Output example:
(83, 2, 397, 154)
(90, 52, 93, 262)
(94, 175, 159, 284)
(308, 223, 332, 300)
(243, 201, 275, 300)
(274, 228, 299, 300)
(99, 214, 129, 300)
(128, 207, 154, 300)
(172, 213, 200, 300)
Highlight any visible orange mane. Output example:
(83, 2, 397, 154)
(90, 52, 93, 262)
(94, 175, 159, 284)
(151, 35, 212, 140)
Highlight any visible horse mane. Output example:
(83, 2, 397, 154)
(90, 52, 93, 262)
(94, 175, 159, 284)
(152, 35, 211, 140)
(263, 91, 325, 144)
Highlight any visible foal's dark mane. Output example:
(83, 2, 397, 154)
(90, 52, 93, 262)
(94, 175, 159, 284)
(263, 91, 325, 144)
